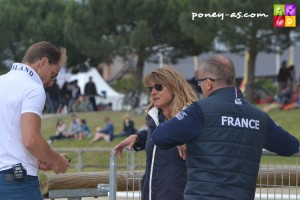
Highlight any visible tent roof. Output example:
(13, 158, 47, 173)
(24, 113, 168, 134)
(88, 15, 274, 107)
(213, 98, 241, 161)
(68, 68, 124, 98)
(67, 68, 124, 110)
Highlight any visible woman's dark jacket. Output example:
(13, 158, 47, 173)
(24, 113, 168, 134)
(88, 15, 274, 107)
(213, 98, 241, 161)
(134, 107, 186, 200)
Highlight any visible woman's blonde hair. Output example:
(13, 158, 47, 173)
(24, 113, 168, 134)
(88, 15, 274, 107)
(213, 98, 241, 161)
(144, 66, 197, 119)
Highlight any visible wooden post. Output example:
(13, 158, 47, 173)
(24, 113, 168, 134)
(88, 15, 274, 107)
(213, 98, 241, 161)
(39, 171, 142, 196)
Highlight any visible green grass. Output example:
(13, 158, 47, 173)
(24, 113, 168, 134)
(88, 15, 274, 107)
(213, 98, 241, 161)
(43, 111, 147, 147)
(42, 111, 147, 172)
(41, 108, 300, 172)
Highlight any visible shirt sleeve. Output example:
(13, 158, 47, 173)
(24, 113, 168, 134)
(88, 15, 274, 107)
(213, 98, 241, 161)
(21, 85, 45, 117)
(264, 116, 299, 156)
(152, 102, 204, 149)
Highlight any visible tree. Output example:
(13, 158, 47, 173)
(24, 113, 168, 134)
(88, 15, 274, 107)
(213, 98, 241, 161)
(64, 0, 118, 65)
(0, 0, 84, 68)
(178, 0, 218, 58)
(65, 0, 215, 107)
(211, 0, 300, 102)
(0, 0, 31, 62)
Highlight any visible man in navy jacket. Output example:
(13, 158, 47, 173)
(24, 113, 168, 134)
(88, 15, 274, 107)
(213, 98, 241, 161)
(152, 54, 299, 200)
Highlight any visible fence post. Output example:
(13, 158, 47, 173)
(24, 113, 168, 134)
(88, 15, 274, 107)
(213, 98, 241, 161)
(130, 150, 135, 175)
(109, 149, 117, 200)
(129, 150, 137, 198)
(76, 149, 83, 172)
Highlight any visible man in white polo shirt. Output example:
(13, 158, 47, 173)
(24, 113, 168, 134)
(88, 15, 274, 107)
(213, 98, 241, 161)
(0, 41, 70, 200)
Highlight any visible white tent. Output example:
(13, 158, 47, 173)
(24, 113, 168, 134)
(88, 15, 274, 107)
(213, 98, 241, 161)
(68, 68, 124, 111)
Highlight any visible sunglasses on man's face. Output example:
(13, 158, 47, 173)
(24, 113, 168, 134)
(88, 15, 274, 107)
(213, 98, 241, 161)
(147, 83, 164, 94)
(195, 78, 216, 86)
(51, 72, 58, 80)
(46, 57, 58, 81)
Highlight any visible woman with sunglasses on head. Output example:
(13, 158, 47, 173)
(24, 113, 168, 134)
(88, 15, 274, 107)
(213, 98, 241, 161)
(114, 66, 197, 200)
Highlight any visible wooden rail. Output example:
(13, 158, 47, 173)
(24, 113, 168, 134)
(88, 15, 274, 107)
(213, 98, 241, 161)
(257, 169, 299, 186)
(40, 171, 141, 197)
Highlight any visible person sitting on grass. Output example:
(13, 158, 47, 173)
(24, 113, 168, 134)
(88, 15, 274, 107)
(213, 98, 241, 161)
(114, 113, 137, 138)
(75, 119, 91, 140)
(263, 84, 300, 112)
(89, 117, 114, 143)
(48, 119, 67, 144)
(66, 113, 81, 138)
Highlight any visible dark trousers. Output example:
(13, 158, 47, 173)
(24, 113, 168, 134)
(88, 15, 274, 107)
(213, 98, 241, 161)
(89, 96, 97, 111)
(0, 170, 42, 200)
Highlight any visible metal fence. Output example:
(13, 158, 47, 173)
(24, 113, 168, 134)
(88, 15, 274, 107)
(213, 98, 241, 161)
(49, 148, 300, 200)
(106, 149, 144, 200)
(107, 149, 300, 200)
(255, 149, 300, 200)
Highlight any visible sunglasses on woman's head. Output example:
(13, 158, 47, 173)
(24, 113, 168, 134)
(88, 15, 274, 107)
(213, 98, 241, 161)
(147, 83, 164, 94)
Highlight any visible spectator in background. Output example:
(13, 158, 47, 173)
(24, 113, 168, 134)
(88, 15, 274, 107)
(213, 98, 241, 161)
(288, 65, 296, 90)
(75, 119, 91, 140)
(68, 80, 81, 112)
(114, 113, 137, 138)
(277, 86, 293, 105)
(58, 81, 72, 114)
(263, 83, 300, 112)
(48, 119, 68, 144)
(45, 79, 61, 113)
(84, 76, 98, 111)
(44, 88, 54, 114)
(72, 95, 92, 112)
(280, 84, 300, 111)
(277, 61, 294, 105)
(277, 60, 292, 90)
(66, 113, 81, 138)
(89, 117, 114, 143)
(81, 119, 91, 138)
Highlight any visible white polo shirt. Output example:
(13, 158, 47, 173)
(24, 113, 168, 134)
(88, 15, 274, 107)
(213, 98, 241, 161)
(0, 63, 45, 176)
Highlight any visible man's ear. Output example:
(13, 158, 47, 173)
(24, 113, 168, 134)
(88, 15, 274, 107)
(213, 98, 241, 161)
(39, 57, 47, 67)
(207, 79, 213, 90)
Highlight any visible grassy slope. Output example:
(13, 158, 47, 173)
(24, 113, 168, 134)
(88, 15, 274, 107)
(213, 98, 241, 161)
(41, 109, 300, 172)
(42, 111, 146, 172)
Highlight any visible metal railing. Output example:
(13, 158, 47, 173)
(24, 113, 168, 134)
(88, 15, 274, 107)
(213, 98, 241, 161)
(255, 149, 300, 200)
(48, 147, 300, 200)
(107, 149, 300, 200)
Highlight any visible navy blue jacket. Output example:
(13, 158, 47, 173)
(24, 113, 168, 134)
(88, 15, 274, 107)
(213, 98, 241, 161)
(152, 87, 299, 200)
(134, 107, 186, 200)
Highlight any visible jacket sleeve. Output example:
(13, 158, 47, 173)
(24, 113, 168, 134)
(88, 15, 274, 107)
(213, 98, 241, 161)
(133, 129, 148, 151)
(152, 103, 203, 149)
(100, 124, 110, 133)
(264, 116, 299, 156)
